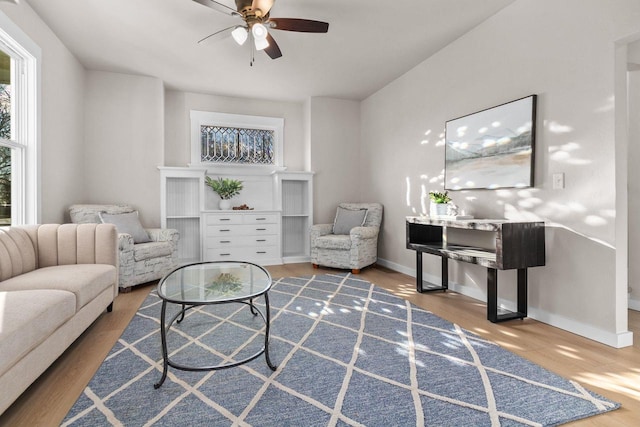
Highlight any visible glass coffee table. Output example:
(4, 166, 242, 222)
(154, 261, 277, 389)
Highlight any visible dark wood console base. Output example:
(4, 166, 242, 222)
(407, 217, 545, 323)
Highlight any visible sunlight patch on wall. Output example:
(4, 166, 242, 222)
(547, 121, 574, 134)
(503, 204, 543, 221)
(406, 177, 411, 207)
(549, 140, 592, 165)
(421, 129, 432, 145)
(585, 215, 607, 227)
(594, 95, 614, 113)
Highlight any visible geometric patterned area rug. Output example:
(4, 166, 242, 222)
(62, 273, 619, 426)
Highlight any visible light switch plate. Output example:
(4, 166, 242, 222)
(552, 173, 565, 189)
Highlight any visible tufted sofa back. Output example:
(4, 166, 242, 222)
(0, 223, 117, 282)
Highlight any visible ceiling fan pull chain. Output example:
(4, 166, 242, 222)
(250, 37, 255, 66)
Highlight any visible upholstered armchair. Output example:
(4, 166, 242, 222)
(69, 204, 179, 291)
(310, 202, 383, 274)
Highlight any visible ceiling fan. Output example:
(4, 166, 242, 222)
(193, 0, 329, 61)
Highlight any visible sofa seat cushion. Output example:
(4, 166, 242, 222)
(133, 241, 172, 262)
(0, 289, 75, 377)
(0, 264, 116, 311)
(315, 235, 352, 250)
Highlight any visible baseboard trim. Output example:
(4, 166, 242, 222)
(376, 257, 634, 348)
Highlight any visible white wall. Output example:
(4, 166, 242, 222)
(308, 97, 361, 224)
(361, 0, 640, 347)
(83, 71, 164, 226)
(164, 90, 305, 170)
(628, 40, 640, 311)
(0, 1, 85, 223)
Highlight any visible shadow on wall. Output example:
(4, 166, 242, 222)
(527, 224, 616, 329)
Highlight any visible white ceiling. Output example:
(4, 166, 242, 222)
(25, 0, 514, 102)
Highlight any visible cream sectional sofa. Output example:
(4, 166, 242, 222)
(0, 223, 118, 414)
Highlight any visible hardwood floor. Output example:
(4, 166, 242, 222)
(1, 263, 639, 426)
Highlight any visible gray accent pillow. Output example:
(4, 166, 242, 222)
(99, 211, 151, 243)
(333, 207, 368, 235)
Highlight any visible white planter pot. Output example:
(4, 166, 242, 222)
(430, 202, 448, 217)
(219, 199, 232, 210)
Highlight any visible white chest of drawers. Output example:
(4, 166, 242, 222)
(202, 211, 282, 265)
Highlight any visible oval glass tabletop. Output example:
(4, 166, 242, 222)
(157, 261, 272, 304)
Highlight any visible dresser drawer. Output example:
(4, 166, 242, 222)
(243, 213, 279, 224)
(205, 246, 279, 261)
(206, 223, 279, 237)
(206, 234, 279, 248)
(205, 214, 243, 225)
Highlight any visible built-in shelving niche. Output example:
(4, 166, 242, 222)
(160, 167, 313, 264)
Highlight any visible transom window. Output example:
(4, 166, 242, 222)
(200, 125, 274, 164)
(191, 111, 283, 169)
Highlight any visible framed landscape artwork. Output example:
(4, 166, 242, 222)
(444, 95, 537, 190)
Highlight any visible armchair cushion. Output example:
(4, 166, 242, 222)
(133, 241, 173, 262)
(315, 234, 352, 250)
(333, 206, 367, 235)
(99, 211, 151, 243)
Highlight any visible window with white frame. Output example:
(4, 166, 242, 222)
(190, 110, 284, 169)
(0, 12, 40, 225)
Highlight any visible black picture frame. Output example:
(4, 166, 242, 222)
(444, 95, 537, 190)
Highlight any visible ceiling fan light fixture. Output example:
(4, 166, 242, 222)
(251, 23, 268, 40)
(231, 26, 248, 45)
(254, 35, 270, 51)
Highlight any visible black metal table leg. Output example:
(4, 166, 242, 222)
(416, 251, 423, 292)
(517, 268, 528, 317)
(154, 300, 169, 389)
(417, 252, 448, 293)
(441, 257, 449, 291)
(487, 268, 498, 322)
(264, 292, 277, 371)
(487, 267, 528, 323)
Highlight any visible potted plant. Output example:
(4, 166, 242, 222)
(205, 177, 243, 210)
(428, 190, 451, 217)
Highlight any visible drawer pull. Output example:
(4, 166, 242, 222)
(257, 251, 266, 254)
(220, 240, 231, 243)
(256, 217, 267, 221)
(256, 228, 267, 231)
(220, 229, 230, 232)
(220, 253, 231, 256)
(256, 239, 266, 242)
(219, 218, 231, 221)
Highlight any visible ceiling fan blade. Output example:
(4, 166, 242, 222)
(192, 0, 241, 17)
(264, 33, 282, 59)
(197, 25, 238, 44)
(251, 0, 275, 16)
(267, 18, 329, 33)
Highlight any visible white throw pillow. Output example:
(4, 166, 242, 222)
(99, 211, 151, 243)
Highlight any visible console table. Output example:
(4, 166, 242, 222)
(406, 217, 545, 322)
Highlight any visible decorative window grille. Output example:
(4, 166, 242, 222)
(200, 125, 274, 164)
(191, 111, 283, 168)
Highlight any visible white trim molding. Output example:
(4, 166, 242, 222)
(0, 9, 41, 224)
